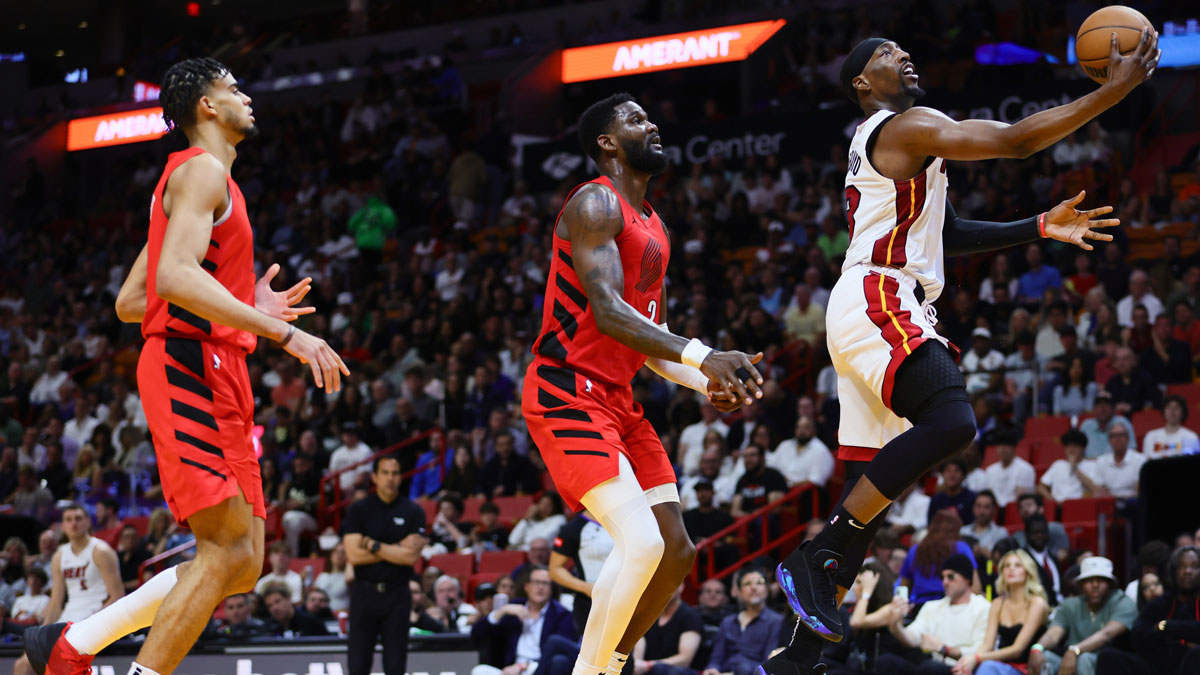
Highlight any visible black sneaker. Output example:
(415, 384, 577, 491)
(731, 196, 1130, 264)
(756, 622, 829, 675)
(776, 542, 843, 641)
(21, 622, 68, 675)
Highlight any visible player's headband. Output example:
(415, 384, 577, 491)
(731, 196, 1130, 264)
(840, 37, 888, 102)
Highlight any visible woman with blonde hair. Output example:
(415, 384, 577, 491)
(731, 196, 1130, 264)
(951, 550, 1049, 674)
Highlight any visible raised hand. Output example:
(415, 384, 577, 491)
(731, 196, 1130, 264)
(1104, 27, 1161, 95)
(282, 327, 350, 394)
(1042, 191, 1119, 251)
(700, 350, 765, 406)
(255, 263, 315, 322)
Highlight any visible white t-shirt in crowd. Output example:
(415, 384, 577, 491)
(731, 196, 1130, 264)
(329, 442, 374, 491)
(1093, 450, 1148, 499)
(1039, 459, 1099, 502)
(1142, 426, 1200, 458)
(983, 458, 1037, 506)
(677, 419, 730, 477)
(900, 593, 992, 664)
(768, 437, 834, 487)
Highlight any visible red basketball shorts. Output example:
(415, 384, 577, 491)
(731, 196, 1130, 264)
(137, 336, 265, 525)
(522, 358, 676, 512)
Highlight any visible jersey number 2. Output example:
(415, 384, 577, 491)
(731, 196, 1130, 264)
(647, 299, 657, 323)
(844, 186, 862, 240)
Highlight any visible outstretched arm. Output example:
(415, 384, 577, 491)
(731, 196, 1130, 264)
(943, 191, 1117, 256)
(884, 31, 1158, 161)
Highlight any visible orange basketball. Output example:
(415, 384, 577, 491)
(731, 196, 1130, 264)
(1075, 5, 1153, 84)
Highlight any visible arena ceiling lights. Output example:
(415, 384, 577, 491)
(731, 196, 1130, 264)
(67, 107, 167, 151)
(561, 19, 787, 83)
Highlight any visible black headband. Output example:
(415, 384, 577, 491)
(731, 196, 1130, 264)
(840, 37, 888, 102)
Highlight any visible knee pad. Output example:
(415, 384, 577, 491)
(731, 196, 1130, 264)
(891, 341, 966, 420)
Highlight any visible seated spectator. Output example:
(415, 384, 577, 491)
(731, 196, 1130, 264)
(115, 524, 149, 592)
(981, 433, 1035, 508)
(782, 283, 825, 347)
(1136, 571, 1164, 610)
(261, 582, 329, 637)
(1039, 430, 1100, 502)
(678, 402, 730, 477)
(201, 592, 266, 640)
(409, 578, 447, 634)
(427, 494, 471, 555)
(900, 511, 978, 608)
(2, 537, 29, 593)
(703, 567, 782, 675)
(731, 443, 787, 517)
(479, 431, 540, 497)
(1092, 420, 1147, 500)
(832, 561, 909, 673)
(767, 416, 834, 488)
(6, 464, 54, 521)
(1124, 540, 1171, 607)
(1142, 395, 1200, 457)
(1116, 270, 1163, 327)
(955, 550, 1050, 674)
(509, 493, 567, 552)
(281, 452, 322, 556)
(442, 444, 482, 498)
(550, 510, 612, 634)
(962, 491, 1009, 557)
(423, 575, 478, 633)
(408, 430, 445, 500)
(329, 422, 373, 493)
(962, 328, 1005, 396)
(255, 540, 303, 604)
(1095, 546, 1200, 674)
(1142, 315, 1192, 384)
(680, 448, 737, 511)
(467, 501, 510, 552)
(633, 582, 704, 675)
(887, 482, 932, 534)
(510, 538, 552, 582)
(470, 566, 578, 675)
(978, 538, 1021, 607)
(1017, 245, 1062, 305)
(1028, 556, 1135, 675)
(930, 458, 976, 526)
(1078, 393, 1133, 458)
(697, 578, 734, 627)
(879, 553, 991, 675)
(1051, 356, 1098, 418)
(37, 442, 73, 501)
(304, 587, 336, 629)
(1012, 494, 1069, 562)
(1104, 347, 1162, 416)
(2, 567, 49, 633)
(314, 542, 351, 613)
(1019, 515, 1061, 606)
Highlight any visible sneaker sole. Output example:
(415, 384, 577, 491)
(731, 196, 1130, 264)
(755, 660, 829, 675)
(22, 622, 67, 675)
(776, 563, 842, 642)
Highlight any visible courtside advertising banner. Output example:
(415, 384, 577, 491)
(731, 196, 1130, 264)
(561, 20, 786, 83)
(67, 107, 168, 151)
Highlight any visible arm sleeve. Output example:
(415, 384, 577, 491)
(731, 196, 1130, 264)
(942, 198, 1041, 256)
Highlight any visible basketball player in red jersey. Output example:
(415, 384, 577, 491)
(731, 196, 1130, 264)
(522, 93, 765, 675)
(20, 57, 348, 675)
(764, 31, 1158, 675)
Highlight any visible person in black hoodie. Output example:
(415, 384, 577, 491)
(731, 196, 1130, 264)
(1095, 546, 1200, 674)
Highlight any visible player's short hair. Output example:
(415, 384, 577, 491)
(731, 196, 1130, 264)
(373, 453, 401, 473)
(577, 92, 636, 163)
(161, 57, 230, 132)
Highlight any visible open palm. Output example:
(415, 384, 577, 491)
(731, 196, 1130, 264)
(255, 263, 315, 322)
(1042, 190, 1120, 251)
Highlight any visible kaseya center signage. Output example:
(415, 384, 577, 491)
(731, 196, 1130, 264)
(67, 107, 167, 151)
(561, 19, 786, 83)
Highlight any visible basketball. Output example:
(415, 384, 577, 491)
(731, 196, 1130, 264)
(1075, 5, 1153, 84)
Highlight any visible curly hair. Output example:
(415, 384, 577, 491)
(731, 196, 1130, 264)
(160, 57, 230, 132)
(577, 92, 635, 162)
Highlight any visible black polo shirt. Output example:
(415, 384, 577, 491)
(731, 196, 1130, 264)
(341, 493, 427, 583)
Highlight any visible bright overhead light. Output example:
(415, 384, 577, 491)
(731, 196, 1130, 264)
(55, 50, 65, 57)
(79, 21, 88, 28)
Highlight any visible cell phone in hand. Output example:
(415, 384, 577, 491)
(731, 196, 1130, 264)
(896, 585, 909, 603)
(494, 593, 509, 608)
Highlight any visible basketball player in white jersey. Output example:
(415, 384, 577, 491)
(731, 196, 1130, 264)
(43, 504, 124, 626)
(765, 29, 1160, 675)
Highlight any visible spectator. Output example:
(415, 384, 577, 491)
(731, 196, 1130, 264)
(469, 566, 578, 675)
(1078, 394, 1133, 458)
(4, 567, 50, 630)
(1143, 395, 1200, 457)
(510, 538, 552, 582)
(962, 491, 1009, 557)
(427, 493, 472, 554)
(468, 501, 510, 552)
(1019, 515, 1061, 606)
(767, 416, 834, 487)
(28, 355, 67, 406)
(550, 510, 613, 634)
(63, 397, 101, 451)
(329, 423, 373, 493)
(1028, 556, 1136, 675)
(682, 480, 736, 573)
(887, 482, 932, 534)
(0, 448, 16, 502)
(1012, 494, 1069, 563)
(679, 402, 730, 477)
(1034, 305, 1068, 361)
(1039, 431, 1101, 502)
(1124, 540, 1172, 607)
(633, 581, 703, 675)
(115, 524, 149, 592)
(731, 443, 788, 517)
(1092, 420, 1146, 500)
(1005, 332, 1047, 421)
(831, 560, 905, 673)
(315, 541, 351, 613)
(202, 593, 266, 640)
(304, 587, 336, 626)
(703, 568, 782, 675)
(1051, 357, 1098, 417)
(261, 582, 330, 637)
(1105, 347, 1162, 415)
(930, 457, 976, 526)
(696, 578, 734, 627)
(680, 447, 737, 510)
(509, 493, 567, 552)
(442, 444, 482, 497)
(981, 432, 1035, 508)
(900, 511, 978, 608)
(479, 431, 540, 497)
(424, 575, 478, 633)
(280, 452, 322, 556)
(782, 284, 825, 347)
(953, 550, 1049, 675)
(255, 540, 304, 604)
(5, 465, 54, 521)
(880, 553, 991, 675)
(1116, 270, 1163, 327)
(1172, 300, 1200, 355)
(1094, 546, 1200, 674)
(1017, 245, 1062, 305)
(1141, 315, 1192, 384)
(961, 328, 1005, 395)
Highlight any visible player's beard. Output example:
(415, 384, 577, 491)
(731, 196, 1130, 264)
(903, 81, 926, 99)
(621, 136, 670, 176)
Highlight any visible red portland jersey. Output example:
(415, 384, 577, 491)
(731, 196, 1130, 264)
(142, 147, 257, 352)
(532, 176, 670, 387)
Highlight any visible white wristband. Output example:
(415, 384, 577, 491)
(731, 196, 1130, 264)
(680, 338, 713, 370)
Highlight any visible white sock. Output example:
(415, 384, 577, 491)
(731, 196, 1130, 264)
(66, 566, 180, 655)
(607, 651, 629, 675)
(571, 663, 606, 675)
(129, 662, 164, 675)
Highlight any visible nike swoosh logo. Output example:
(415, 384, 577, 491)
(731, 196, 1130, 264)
(848, 519, 866, 530)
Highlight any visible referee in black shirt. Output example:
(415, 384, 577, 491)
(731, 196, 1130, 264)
(343, 455, 428, 675)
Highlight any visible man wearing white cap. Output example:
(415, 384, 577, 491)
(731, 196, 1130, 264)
(960, 328, 1004, 395)
(1027, 556, 1136, 675)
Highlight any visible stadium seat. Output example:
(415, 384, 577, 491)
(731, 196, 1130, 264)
(478, 550, 526, 575)
(463, 497, 486, 523)
(1024, 416, 1070, 441)
(1166, 382, 1200, 405)
(1064, 522, 1099, 552)
(427, 552, 474, 578)
(1131, 409, 1165, 447)
(1005, 522, 1022, 535)
(493, 496, 536, 526)
(1004, 498, 1058, 525)
(289, 556, 326, 577)
(1030, 439, 1065, 468)
(419, 498, 438, 525)
(467, 572, 503, 603)
(1060, 497, 1116, 524)
(125, 515, 150, 537)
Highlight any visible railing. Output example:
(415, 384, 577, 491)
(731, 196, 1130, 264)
(316, 427, 447, 531)
(137, 539, 198, 584)
(688, 482, 821, 594)
(766, 339, 814, 393)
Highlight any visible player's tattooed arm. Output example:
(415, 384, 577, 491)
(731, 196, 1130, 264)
(565, 183, 690, 362)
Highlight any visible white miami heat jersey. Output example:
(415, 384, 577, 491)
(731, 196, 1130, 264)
(58, 537, 108, 622)
(843, 109, 949, 303)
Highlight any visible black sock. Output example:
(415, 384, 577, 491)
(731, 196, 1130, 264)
(810, 505, 867, 553)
